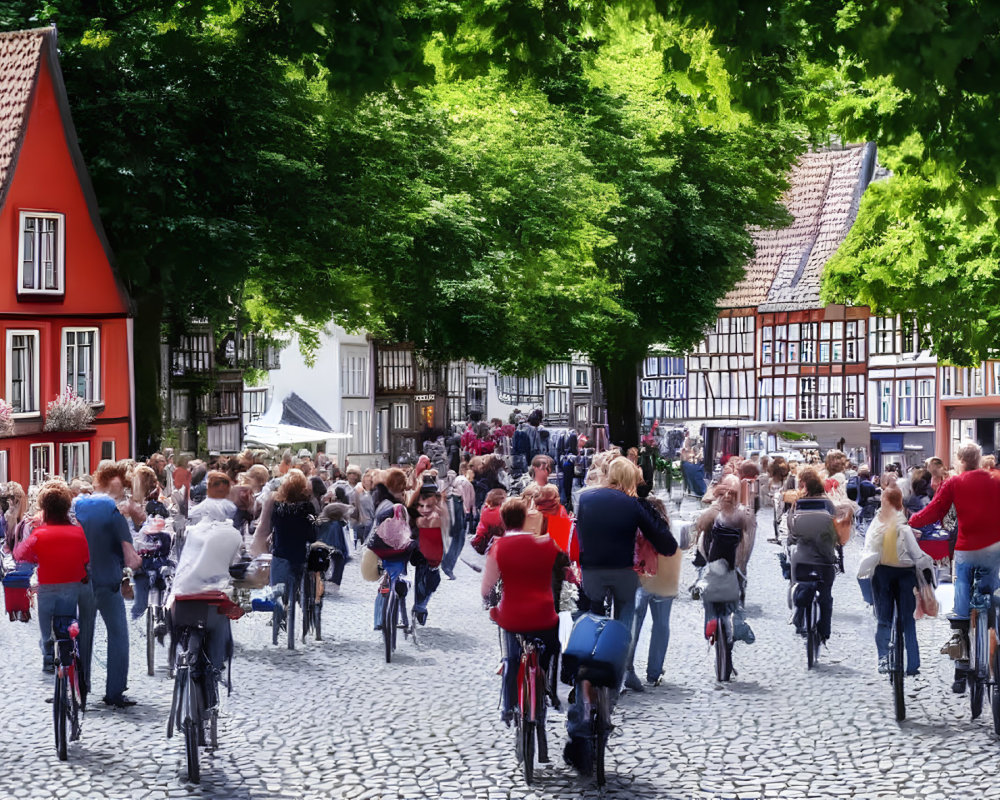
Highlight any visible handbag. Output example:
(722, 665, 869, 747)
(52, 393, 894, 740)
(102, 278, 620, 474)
(633, 532, 658, 577)
(699, 559, 741, 603)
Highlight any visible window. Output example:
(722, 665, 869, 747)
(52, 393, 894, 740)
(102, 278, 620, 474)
(0, 451, 7, 482)
(341, 355, 369, 397)
(7, 330, 40, 416)
(917, 379, 934, 425)
(897, 380, 915, 425)
(574, 368, 590, 389)
(345, 409, 371, 453)
(546, 388, 569, 417)
(62, 328, 100, 403)
(800, 323, 816, 363)
(61, 442, 90, 481)
(878, 381, 893, 425)
(871, 317, 898, 355)
(392, 403, 410, 430)
(101, 440, 116, 461)
(800, 377, 816, 419)
(18, 212, 64, 294)
(575, 403, 589, 426)
(545, 363, 568, 385)
(30, 443, 53, 486)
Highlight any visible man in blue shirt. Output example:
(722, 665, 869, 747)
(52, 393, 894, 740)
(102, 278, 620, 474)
(75, 462, 141, 707)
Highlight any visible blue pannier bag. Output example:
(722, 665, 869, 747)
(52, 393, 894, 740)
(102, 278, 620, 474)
(560, 612, 630, 687)
(792, 580, 819, 609)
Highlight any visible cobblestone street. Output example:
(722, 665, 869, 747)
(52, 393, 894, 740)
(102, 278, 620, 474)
(3, 502, 999, 800)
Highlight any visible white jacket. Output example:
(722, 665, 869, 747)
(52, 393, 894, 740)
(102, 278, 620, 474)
(857, 510, 932, 580)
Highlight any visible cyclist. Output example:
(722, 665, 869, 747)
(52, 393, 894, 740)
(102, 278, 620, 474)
(857, 487, 933, 675)
(13, 480, 90, 675)
(168, 501, 242, 673)
(565, 457, 676, 773)
(267, 469, 317, 633)
(908, 441, 1000, 693)
(481, 497, 568, 745)
(785, 468, 838, 644)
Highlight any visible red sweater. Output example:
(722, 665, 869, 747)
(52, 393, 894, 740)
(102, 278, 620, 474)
(13, 524, 90, 584)
(489, 533, 560, 633)
(909, 470, 1000, 551)
(472, 505, 505, 554)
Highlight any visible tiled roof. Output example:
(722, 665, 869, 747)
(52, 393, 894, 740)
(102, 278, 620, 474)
(0, 28, 49, 206)
(722, 144, 876, 311)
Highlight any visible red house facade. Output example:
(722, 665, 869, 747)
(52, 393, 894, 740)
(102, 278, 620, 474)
(0, 28, 133, 487)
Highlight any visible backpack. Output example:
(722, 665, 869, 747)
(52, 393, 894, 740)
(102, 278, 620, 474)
(845, 475, 860, 502)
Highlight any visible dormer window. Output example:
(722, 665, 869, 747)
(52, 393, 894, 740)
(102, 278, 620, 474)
(18, 211, 64, 295)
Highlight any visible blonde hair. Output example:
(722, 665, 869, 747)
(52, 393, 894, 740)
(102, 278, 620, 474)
(606, 458, 640, 497)
(133, 465, 159, 502)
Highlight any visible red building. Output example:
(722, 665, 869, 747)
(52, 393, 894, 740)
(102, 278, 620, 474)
(0, 28, 133, 487)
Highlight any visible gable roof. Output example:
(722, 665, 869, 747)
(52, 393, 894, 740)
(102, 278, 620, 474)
(0, 28, 46, 209)
(0, 26, 132, 313)
(722, 143, 877, 312)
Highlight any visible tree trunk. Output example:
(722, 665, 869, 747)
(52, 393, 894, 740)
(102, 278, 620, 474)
(132, 291, 164, 458)
(599, 358, 641, 451)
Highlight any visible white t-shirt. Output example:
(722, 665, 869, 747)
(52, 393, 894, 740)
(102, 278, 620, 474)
(170, 519, 242, 598)
(188, 497, 237, 525)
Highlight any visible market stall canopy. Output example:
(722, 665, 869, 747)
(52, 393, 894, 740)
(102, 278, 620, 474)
(244, 392, 349, 447)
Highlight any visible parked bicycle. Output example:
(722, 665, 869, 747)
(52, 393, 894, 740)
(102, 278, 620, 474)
(52, 614, 85, 761)
(380, 557, 416, 662)
(167, 591, 242, 783)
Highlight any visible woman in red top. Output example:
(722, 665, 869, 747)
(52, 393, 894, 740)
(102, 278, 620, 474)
(13, 480, 90, 674)
(481, 497, 568, 738)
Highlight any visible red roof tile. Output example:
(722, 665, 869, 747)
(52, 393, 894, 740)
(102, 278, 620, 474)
(722, 144, 874, 311)
(0, 29, 49, 205)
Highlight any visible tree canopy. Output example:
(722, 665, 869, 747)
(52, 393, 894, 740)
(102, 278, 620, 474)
(1, 1, 807, 447)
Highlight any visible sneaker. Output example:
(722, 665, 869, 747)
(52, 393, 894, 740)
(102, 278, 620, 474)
(42, 662, 54, 675)
(877, 656, 889, 674)
(940, 632, 967, 660)
(705, 618, 718, 642)
(952, 677, 967, 694)
(906, 669, 920, 677)
(413, 608, 427, 626)
(623, 670, 645, 693)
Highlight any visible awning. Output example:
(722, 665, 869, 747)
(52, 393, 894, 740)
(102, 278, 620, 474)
(243, 392, 350, 448)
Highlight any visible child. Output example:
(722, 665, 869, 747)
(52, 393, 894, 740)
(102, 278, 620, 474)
(472, 488, 507, 555)
(408, 477, 450, 626)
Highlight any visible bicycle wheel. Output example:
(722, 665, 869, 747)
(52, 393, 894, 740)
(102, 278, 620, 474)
(184, 717, 200, 783)
(384, 589, 399, 663)
(68, 663, 82, 743)
(287, 578, 297, 651)
(301, 573, 313, 643)
(514, 709, 523, 763)
(714, 613, 732, 682)
(208, 708, 218, 751)
(891, 610, 905, 722)
(595, 687, 609, 787)
(147, 606, 156, 676)
(806, 602, 817, 670)
(313, 581, 323, 642)
(272, 597, 280, 646)
(54, 673, 68, 760)
(520, 660, 534, 784)
(992, 644, 1000, 735)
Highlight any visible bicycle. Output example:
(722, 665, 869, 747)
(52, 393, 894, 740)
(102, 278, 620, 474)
(272, 564, 305, 650)
(792, 564, 825, 670)
(967, 565, 995, 722)
(301, 543, 338, 644)
(167, 592, 239, 783)
(513, 634, 549, 785)
(380, 557, 415, 662)
(589, 587, 617, 786)
(141, 546, 174, 676)
(52, 614, 85, 761)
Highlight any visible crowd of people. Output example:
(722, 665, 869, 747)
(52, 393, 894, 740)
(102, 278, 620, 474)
(3, 420, 999, 779)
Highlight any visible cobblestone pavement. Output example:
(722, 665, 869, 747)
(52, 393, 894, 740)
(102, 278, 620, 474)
(3, 499, 1000, 800)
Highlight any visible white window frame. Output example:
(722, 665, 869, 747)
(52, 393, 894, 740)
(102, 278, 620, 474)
(101, 440, 116, 462)
(60, 441, 90, 481)
(574, 367, 590, 390)
(897, 380, 915, 425)
(6, 329, 41, 417)
(61, 327, 101, 404)
(392, 403, 410, 430)
(30, 443, 54, 486)
(18, 211, 65, 295)
(917, 379, 934, 425)
(0, 450, 7, 482)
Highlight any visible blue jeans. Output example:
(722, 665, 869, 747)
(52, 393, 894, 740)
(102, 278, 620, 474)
(440, 497, 466, 576)
(374, 558, 408, 629)
(78, 582, 129, 700)
(36, 582, 84, 668)
(952, 543, 1000, 620)
(270, 555, 305, 629)
(872, 565, 919, 672)
(413, 562, 441, 614)
(626, 589, 674, 683)
(131, 570, 150, 620)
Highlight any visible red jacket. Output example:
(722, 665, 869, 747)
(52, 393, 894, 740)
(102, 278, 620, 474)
(489, 533, 560, 633)
(472, 505, 504, 555)
(909, 470, 1000, 551)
